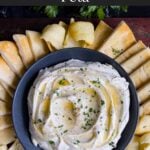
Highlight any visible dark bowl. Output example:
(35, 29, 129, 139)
(13, 48, 139, 150)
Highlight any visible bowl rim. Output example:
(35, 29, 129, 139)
(12, 47, 139, 150)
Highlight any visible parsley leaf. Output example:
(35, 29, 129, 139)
(44, 6, 59, 18)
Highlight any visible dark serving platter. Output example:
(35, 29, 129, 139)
(13, 48, 139, 150)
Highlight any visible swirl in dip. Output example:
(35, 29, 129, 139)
(28, 59, 130, 150)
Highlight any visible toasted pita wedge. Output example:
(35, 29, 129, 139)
(63, 33, 80, 48)
(70, 18, 75, 23)
(140, 132, 150, 149)
(69, 21, 94, 46)
(0, 82, 14, 98)
(98, 21, 136, 58)
(0, 57, 18, 89)
(13, 34, 35, 68)
(63, 19, 80, 48)
(63, 30, 80, 48)
(138, 82, 150, 104)
(26, 30, 49, 60)
(0, 127, 16, 145)
(126, 136, 140, 150)
(0, 83, 11, 102)
(135, 115, 150, 135)
(87, 21, 113, 50)
(0, 41, 25, 77)
(0, 115, 12, 130)
(0, 145, 7, 150)
(130, 60, 150, 89)
(8, 139, 23, 150)
(0, 100, 11, 116)
(122, 47, 150, 74)
(41, 24, 66, 50)
(140, 100, 150, 117)
(115, 40, 146, 64)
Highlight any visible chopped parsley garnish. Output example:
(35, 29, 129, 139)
(76, 140, 80, 143)
(49, 140, 55, 145)
(105, 128, 108, 132)
(93, 110, 97, 114)
(39, 92, 42, 95)
(68, 117, 72, 120)
(101, 100, 105, 106)
(54, 91, 60, 96)
(89, 108, 93, 112)
(82, 118, 94, 130)
(78, 99, 81, 103)
(64, 68, 68, 72)
(63, 130, 68, 133)
(58, 78, 69, 86)
(109, 142, 115, 148)
(80, 68, 84, 71)
(74, 140, 80, 144)
(85, 106, 88, 109)
(83, 112, 90, 117)
(112, 48, 123, 56)
(37, 119, 42, 123)
(58, 125, 63, 128)
(92, 91, 97, 97)
(81, 126, 87, 130)
(91, 79, 101, 88)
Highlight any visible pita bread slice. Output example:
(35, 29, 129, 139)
(115, 40, 146, 64)
(140, 100, 150, 117)
(140, 132, 150, 149)
(87, 21, 113, 50)
(8, 139, 23, 150)
(41, 24, 66, 50)
(0, 41, 25, 77)
(63, 19, 80, 48)
(138, 82, 150, 104)
(121, 47, 150, 74)
(69, 21, 95, 46)
(0, 115, 12, 130)
(135, 115, 150, 135)
(26, 30, 49, 60)
(0, 82, 14, 98)
(126, 136, 140, 150)
(0, 127, 16, 145)
(63, 30, 80, 48)
(130, 60, 150, 89)
(63, 33, 80, 48)
(98, 21, 136, 58)
(0, 57, 18, 89)
(0, 100, 11, 116)
(0, 83, 11, 102)
(13, 34, 35, 68)
(0, 145, 7, 150)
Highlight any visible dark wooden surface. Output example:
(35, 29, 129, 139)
(0, 18, 149, 46)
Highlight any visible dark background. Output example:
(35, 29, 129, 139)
(0, 6, 150, 18)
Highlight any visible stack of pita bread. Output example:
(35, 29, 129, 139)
(0, 18, 149, 150)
